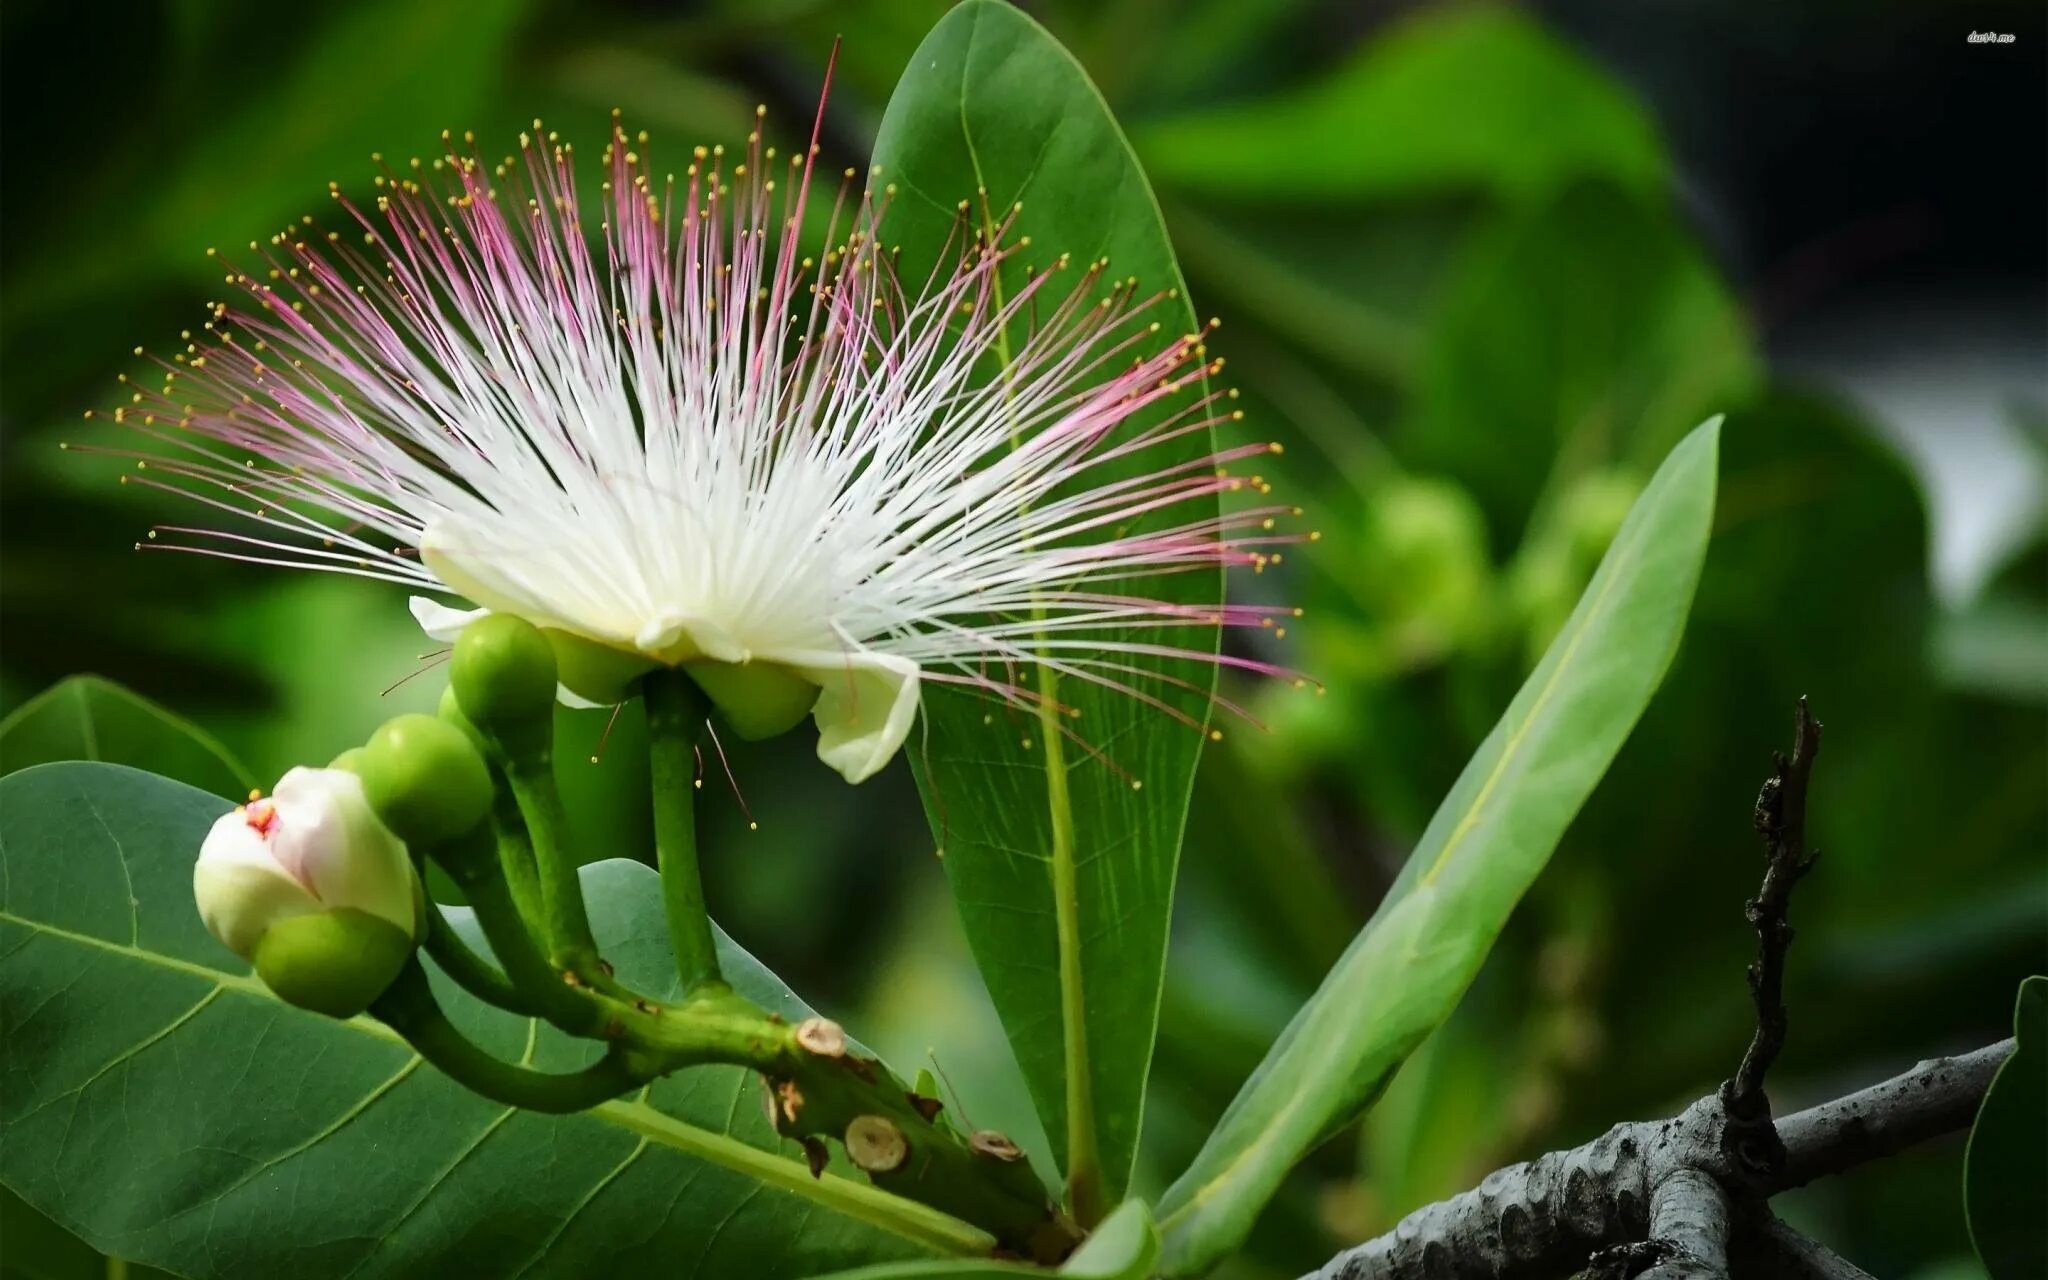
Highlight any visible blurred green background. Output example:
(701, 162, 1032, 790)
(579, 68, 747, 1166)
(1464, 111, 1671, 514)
(2, 1, 2043, 1277)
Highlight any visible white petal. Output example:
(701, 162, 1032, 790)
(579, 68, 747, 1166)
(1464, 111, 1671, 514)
(194, 810, 319, 959)
(785, 650, 921, 784)
(409, 595, 489, 642)
(270, 768, 420, 939)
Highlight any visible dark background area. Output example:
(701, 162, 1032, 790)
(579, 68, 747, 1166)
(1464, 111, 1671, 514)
(3, 2, 2042, 1276)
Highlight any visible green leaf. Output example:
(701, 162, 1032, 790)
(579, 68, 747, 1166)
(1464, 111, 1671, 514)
(0, 1186, 175, 1280)
(0, 675, 254, 798)
(1154, 419, 1722, 1273)
(1131, 5, 1665, 206)
(808, 1200, 1157, 1280)
(1966, 975, 2048, 1280)
(1404, 185, 1757, 548)
(871, 0, 1217, 1214)
(1059, 1200, 1159, 1279)
(0, 762, 984, 1279)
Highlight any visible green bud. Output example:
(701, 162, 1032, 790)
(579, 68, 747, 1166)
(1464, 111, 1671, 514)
(328, 747, 365, 774)
(451, 614, 558, 751)
(359, 713, 494, 846)
(437, 685, 488, 753)
(685, 660, 818, 739)
(548, 629, 658, 705)
(253, 908, 416, 1018)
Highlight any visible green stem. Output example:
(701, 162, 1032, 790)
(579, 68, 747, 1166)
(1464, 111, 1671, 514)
(502, 758, 600, 966)
(425, 818, 1072, 1257)
(420, 898, 535, 1016)
(644, 669, 722, 992)
(489, 785, 546, 934)
(429, 828, 608, 1038)
(372, 961, 638, 1113)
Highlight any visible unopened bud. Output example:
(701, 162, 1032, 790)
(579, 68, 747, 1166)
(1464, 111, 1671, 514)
(451, 614, 558, 750)
(194, 767, 421, 1017)
(358, 714, 494, 846)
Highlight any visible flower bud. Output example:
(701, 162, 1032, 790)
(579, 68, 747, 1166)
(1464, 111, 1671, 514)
(254, 909, 419, 1019)
(194, 767, 421, 1017)
(437, 685, 487, 752)
(451, 614, 558, 752)
(358, 713, 494, 846)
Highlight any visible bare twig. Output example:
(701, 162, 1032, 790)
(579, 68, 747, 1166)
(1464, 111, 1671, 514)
(1728, 699, 1823, 1122)
(1767, 1039, 2014, 1191)
(1301, 700, 2009, 1280)
(1302, 1041, 2012, 1280)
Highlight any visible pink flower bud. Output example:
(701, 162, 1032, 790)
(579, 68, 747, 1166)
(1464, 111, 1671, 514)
(195, 767, 420, 961)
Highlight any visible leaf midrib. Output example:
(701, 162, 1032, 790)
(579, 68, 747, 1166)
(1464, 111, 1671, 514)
(0, 908, 991, 1257)
(953, 0, 1099, 1219)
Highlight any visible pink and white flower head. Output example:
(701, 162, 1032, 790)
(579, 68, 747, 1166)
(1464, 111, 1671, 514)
(195, 767, 420, 961)
(94, 100, 1304, 784)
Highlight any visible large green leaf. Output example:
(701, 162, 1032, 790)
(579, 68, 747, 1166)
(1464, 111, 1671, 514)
(870, 0, 1217, 1213)
(0, 762, 983, 1279)
(1131, 5, 1665, 206)
(1966, 975, 2048, 1280)
(1154, 420, 1721, 1273)
(0, 674, 255, 798)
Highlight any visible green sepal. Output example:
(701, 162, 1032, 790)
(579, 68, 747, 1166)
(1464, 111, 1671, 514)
(548, 629, 659, 705)
(252, 907, 417, 1018)
(686, 660, 818, 740)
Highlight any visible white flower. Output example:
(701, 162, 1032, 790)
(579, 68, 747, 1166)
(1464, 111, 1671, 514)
(103, 112, 1303, 784)
(195, 767, 419, 960)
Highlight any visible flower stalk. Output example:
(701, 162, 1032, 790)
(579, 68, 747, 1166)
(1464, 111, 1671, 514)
(371, 961, 641, 1115)
(644, 668, 723, 992)
(418, 898, 534, 1017)
(333, 648, 1077, 1258)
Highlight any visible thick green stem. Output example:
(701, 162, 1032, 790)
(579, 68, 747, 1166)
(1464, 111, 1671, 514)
(501, 758, 600, 968)
(421, 820, 1073, 1258)
(372, 961, 638, 1113)
(644, 669, 722, 992)
(488, 784, 546, 933)
(420, 898, 534, 1017)
(759, 1033, 1074, 1263)
(428, 828, 608, 1038)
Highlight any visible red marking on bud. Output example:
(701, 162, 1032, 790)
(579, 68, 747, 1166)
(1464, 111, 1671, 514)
(243, 799, 280, 837)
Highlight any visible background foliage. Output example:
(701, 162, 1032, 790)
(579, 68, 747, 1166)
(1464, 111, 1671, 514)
(1, 1, 2042, 1277)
